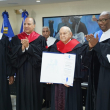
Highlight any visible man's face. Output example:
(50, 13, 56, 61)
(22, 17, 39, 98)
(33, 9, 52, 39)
(98, 14, 110, 32)
(59, 27, 72, 44)
(23, 18, 35, 34)
(42, 28, 50, 39)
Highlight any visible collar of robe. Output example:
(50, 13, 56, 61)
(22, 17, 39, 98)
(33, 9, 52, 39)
(99, 29, 110, 42)
(18, 31, 40, 43)
(56, 39, 80, 53)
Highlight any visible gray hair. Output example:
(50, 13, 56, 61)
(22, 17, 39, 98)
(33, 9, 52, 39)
(100, 11, 110, 17)
(42, 26, 50, 31)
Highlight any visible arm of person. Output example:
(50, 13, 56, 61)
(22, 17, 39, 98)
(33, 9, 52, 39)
(25, 36, 47, 68)
(8, 36, 28, 68)
(79, 41, 93, 68)
(85, 34, 110, 68)
(26, 36, 47, 56)
(93, 41, 110, 68)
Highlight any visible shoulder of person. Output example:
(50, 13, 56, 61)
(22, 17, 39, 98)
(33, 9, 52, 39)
(37, 35, 46, 41)
(10, 35, 19, 42)
(12, 35, 19, 39)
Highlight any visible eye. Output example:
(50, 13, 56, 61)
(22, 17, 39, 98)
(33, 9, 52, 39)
(102, 19, 106, 22)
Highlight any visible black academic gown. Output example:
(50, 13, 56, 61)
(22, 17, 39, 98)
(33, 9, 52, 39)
(42, 39, 59, 108)
(48, 41, 89, 110)
(9, 35, 47, 110)
(0, 34, 12, 110)
(85, 39, 110, 110)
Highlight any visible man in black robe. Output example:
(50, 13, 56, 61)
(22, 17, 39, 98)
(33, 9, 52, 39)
(0, 33, 14, 110)
(9, 17, 47, 110)
(42, 26, 58, 108)
(47, 26, 89, 110)
(85, 11, 110, 110)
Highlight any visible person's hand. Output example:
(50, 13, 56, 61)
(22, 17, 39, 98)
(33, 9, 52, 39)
(22, 44, 25, 51)
(64, 84, 70, 87)
(23, 37, 29, 48)
(85, 34, 99, 49)
(9, 76, 14, 85)
(21, 37, 29, 48)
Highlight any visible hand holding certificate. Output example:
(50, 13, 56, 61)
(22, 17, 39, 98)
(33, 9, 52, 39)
(40, 52, 76, 86)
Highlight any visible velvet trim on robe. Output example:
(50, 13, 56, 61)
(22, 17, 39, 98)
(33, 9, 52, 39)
(56, 39, 80, 53)
(18, 31, 40, 43)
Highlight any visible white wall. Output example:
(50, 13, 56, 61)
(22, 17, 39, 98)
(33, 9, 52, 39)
(0, 0, 110, 35)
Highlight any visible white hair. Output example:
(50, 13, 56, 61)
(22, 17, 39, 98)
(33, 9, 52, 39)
(60, 26, 72, 33)
(100, 11, 110, 17)
(42, 26, 50, 31)
(67, 27, 72, 33)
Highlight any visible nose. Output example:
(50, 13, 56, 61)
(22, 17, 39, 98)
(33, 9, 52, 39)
(98, 21, 104, 27)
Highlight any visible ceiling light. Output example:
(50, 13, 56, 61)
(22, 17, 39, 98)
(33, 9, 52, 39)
(36, 0, 40, 2)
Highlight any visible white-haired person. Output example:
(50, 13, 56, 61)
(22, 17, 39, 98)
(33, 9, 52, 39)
(85, 11, 110, 110)
(47, 26, 90, 110)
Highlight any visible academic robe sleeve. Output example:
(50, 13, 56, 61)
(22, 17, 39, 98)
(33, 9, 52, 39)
(25, 36, 47, 68)
(79, 41, 93, 68)
(9, 35, 47, 69)
(8, 35, 28, 69)
(1, 34, 15, 76)
(93, 41, 110, 68)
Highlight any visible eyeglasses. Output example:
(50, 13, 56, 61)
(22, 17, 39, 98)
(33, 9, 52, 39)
(97, 18, 110, 23)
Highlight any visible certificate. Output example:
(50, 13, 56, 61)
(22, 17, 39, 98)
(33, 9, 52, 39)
(40, 52, 76, 86)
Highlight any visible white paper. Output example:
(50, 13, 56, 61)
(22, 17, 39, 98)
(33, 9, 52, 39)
(107, 54, 110, 63)
(40, 52, 76, 86)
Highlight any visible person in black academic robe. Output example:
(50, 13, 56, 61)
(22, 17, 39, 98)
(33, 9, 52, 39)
(42, 26, 59, 108)
(85, 11, 110, 110)
(47, 26, 89, 110)
(8, 17, 47, 110)
(0, 33, 14, 110)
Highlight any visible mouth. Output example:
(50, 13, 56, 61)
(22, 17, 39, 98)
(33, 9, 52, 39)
(100, 25, 105, 29)
(25, 29, 29, 31)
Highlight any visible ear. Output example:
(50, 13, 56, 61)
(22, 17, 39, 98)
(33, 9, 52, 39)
(33, 24, 35, 29)
(70, 32, 72, 38)
(49, 31, 50, 35)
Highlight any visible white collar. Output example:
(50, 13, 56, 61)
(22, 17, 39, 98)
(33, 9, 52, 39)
(99, 29, 110, 42)
(47, 36, 50, 40)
